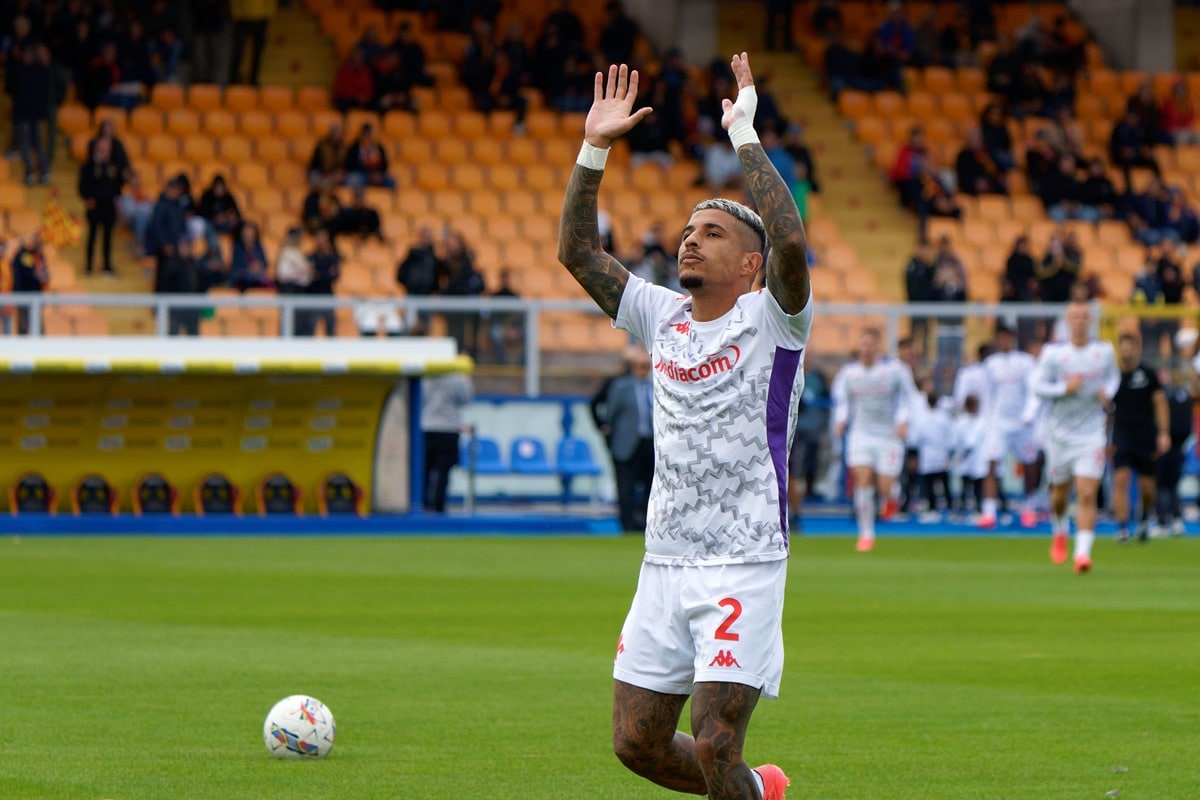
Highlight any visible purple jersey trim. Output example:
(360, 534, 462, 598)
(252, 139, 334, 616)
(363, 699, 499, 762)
(767, 346, 803, 546)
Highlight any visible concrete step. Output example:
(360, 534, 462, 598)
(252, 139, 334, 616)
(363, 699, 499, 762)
(255, 6, 337, 89)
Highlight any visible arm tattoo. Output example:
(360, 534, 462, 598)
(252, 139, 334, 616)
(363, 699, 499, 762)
(557, 164, 630, 319)
(737, 144, 811, 314)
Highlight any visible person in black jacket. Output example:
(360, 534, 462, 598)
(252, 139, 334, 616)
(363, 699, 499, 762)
(12, 43, 51, 185)
(10, 234, 48, 334)
(148, 176, 189, 293)
(904, 239, 936, 355)
(304, 228, 341, 336)
(78, 136, 124, 275)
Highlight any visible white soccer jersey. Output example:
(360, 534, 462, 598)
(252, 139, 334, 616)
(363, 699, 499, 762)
(615, 274, 814, 566)
(1031, 338, 1120, 443)
(984, 349, 1036, 429)
(912, 404, 954, 474)
(831, 358, 917, 439)
(953, 361, 990, 417)
(953, 412, 990, 479)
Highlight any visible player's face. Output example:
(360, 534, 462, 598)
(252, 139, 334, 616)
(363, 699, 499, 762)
(1118, 338, 1140, 366)
(857, 332, 879, 362)
(1066, 303, 1090, 340)
(678, 209, 759, 291)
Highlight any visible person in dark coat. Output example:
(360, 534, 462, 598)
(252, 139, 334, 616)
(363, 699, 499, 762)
(605, 350, 655, 532)
(10, 233, 49, 334)
(148, 176, 190, 294)
(12, 43, 51, 185)
(78, 136, 125, 275)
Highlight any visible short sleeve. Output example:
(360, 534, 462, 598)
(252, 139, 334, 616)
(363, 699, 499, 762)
(614, 274, 685, 351)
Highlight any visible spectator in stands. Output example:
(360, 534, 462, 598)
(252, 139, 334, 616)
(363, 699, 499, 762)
(930, 257, 967, 366)
(1040, 72, 1077, 120)
(1049, 107, 1085, 159)
(979, 101, 1015, 171)
(355, 23, 389, 64)
(938, 7, 977, 68)
(197, 174, 242, 235)
(78, 136, 124, 276)
(1008, 62, 1050, 119)
(545, 0, 585, 49)
(11, 42, 51, 186)
(118, 170, 154, 257)
(955, 128, 1007, 196)
(763, 0, 796, 52)
(230, 221, 272, 292)
(1039, 154, 1099, 223)
(370, 49, 414, 113)
(1081, 156, 1119, 219)
(1024, 128, 1059, 196)
(783, 122, 820, 194)
(467, 42, 529, 132)
(1128, 80, 1170, 147)
(302, 177, 343, 235)
(230, 0, 275, 86)
(935, 235, 968, 290)
(333, 47, 375, 112)
(486, 267, 525, 365)
(10, 233, 48, 334)
(874, 0, 914, 83)
(344, 123, 394, 189)
(1001, 236, 1040, 347)
(1038, 229, 1081, 303)
(81, 41, 139, 111)
(308, 122, 348, 185)
(1157, 242, 1187, 355)
(697, 117, 742, 192)
(419, 368, 473, 514)
(304, 228, 341, 336)
(192, 233, 229, 291)
(391, 21, 434, 89)
(600, 0, 639, 64)
(274, 226, 312, 296)
(1128, 178, 1177, 246)
(337, 187, 384, 241)
(912, 9, 940, 68)
(145, 2, 184, 83)
(1111, 108, 1162, 189)
(190, 0, 232, 86)
(904, 239, 937, 355)
(1132, 253, 1164, 354)
(396, 225, 445, 334)
(812, 0, 842, 39)
(148, 176, 189, 294)
(891, 125, 929, 209)
(822, 32, 866, 99)
(1165, 189, 1200, 243)
(1161, 79, 1200, 145)
(606, 349, 655, 532)
(626, 90, 674, 168)
(986, 35, 1020, 100)
(88, 118, 131, 177)
(530, 16, 570, 107)
(761, 127, 798, 191)
(120, 20, 156, 88)
(441, 230, 485, 357)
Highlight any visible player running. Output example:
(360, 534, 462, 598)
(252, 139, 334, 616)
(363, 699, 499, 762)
(558, 55, 809, 800)
(1031, 301, 1120, 573)
(1110, 333, 1170, 543)
(831, 328, 919, 552)
(979, 324, 1040, 528)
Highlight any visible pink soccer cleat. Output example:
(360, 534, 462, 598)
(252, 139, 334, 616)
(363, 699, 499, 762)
(1050, 532, 1068, 565)
(1020, 508, 1038, 529)
(1073, 554, 1092, 574)
(856, 536, 875, 552)
(754, 763, 790, 800)
(880, 498, 900, 521)
(977, 513, 997, 530)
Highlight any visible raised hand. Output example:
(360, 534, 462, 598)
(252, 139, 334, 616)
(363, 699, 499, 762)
(720, 52, 758, 133)
(584, 64, 652, 149)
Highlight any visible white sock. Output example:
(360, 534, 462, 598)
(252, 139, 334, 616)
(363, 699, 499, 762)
(1051, 512, 1070, 535)
(1074, 529, 1095, 559)
(854, 486, 876, 539)
(982, 497, 998, 518)
(751, 768, 765, 798)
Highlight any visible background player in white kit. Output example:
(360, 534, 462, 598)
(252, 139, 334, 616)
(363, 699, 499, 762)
(1031, 301, 1120, 573)
(558, 55, 809, 800)
(831, 328, 918, 551)
(979, 324, 1040, 529)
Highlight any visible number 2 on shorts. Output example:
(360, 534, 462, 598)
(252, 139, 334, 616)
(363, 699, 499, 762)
(715, 597, 742, 641)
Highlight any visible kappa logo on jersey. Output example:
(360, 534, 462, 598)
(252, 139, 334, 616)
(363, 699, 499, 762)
(708, 650, 742, 668)
(615, 635, 625, 658)
(655, 345, 741, 383)
(671, 321, 691, 335)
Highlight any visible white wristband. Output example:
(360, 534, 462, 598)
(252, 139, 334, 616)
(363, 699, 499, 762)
(728, 117, 760, 150)
(576, 141, 610, 171)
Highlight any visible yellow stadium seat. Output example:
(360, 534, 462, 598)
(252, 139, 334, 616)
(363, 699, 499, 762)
(854, 116, 887, 144)
(956, 67, 985, 94)
(296, 85, 331, 110)
(181, 135, 216, 163)
(234, 161, 270, 190)
(271, 161, 307, 189)
(525, 109, 559, 139)
(259, 85, 294, 113)
(541, 138, 576, 166)
(873, 91, 905, 118)
(239, 109, 273, 139)
(433, 138, 469, 164)
(487, 109, 519, 136)
(466, 189, 502, 217)
(397, 138, 433, 165)
(560, 112, 586, 138)
(143, 134, 179, 163)
(94, 107, 127, 136)
(430, 191, 467, 217)
(383, 110, 415, 139)
(505, 190, 542, 217)
(275, 109, 309, 140)
(129, 106, 164, 137)
(345, 109, 381, 135)
(310, 109, 342, 138)
(907, 91, 937, 119)
(488, 163, 520, 192)
(203, 108, 237, 138)
(219, 135, 253, 162)
(224, 85, 258, 112)
(469, 137, 504, 165)
(923, 67, 955, 94)
(150, 83, 184, 111)
(938, 92, 973, 121)
(57, 104, 91, 138)
(975, 195, 1012, 221)
(165, 108, 201, 137)
(505, 138, 540, 166)
(416, 109, 452, 138)
(453, 163, 486, 193)
(414, 164, 450, 191)
(255, 136, 290, 164)
(452, 110, 486, 139)
(837, 90, 871, 120)
(437, 85, 473, 112)
(187, 83, 222, 112)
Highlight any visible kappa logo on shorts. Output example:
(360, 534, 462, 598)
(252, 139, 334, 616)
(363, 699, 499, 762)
(708, 649, 742, 668)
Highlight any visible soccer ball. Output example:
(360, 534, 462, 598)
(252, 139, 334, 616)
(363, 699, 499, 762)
(263, 695, 336, 759)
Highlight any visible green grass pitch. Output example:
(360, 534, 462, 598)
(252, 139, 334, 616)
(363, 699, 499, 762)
(1, 534, 1197, 799)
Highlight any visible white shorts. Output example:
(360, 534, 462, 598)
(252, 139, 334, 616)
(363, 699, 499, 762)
(986, 426, 1039, 465)
(846, 432, 904, 477)
(1045, 437, 1107, 484)
(613, 559, 787, 699)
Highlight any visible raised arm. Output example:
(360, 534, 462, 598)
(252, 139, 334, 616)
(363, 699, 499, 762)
(723, 53, 810, 314)
(557, 64, 652, 319)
